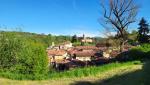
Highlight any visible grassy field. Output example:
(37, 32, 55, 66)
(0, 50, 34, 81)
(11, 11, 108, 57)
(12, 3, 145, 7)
(0, 61, 141, 80)
(0, 61, 144, 85)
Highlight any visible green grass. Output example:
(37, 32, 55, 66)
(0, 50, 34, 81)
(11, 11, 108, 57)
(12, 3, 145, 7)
(0, 61, 141, 80)
(0, 60, 143, 85)
(48, 61, 141, 79)
(71, 60, 150, 85)
(0, 71, 48, 80)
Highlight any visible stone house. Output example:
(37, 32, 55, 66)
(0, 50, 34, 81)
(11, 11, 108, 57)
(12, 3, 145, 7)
(80, 34, 93, 43)
(48, 41, 73, 50)
(69, 48, 102, 61)
(47, 50, 68, 63)
(74, 51, 95, 61)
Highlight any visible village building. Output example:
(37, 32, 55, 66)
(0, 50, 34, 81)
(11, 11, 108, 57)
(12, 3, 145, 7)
(57, 41, 73, 50)
(81, 39, 93, 43)
(74, 46, 101, 51)
(47, 50, 69, 64)
(47, 40, 113, 70)
(68, 47, 103, 61)
(47, 41, 73, 50)
(80, 34, 93, 43)
(73, 50, 95, 61)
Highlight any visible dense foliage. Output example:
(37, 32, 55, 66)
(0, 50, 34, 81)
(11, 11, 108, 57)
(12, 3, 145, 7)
(0, 32, 49, 79)
(71, 35, 78, 43)
(0, 31, 72, 47)
(137, 18, 150, 43)
(135, 44, 150, 58)
(0, 60, 141, 80)
(117, 44, 150, 61)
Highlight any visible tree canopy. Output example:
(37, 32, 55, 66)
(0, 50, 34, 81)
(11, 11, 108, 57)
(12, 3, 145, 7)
(99, 0, 139, 52)
(137, 17, 150, 43)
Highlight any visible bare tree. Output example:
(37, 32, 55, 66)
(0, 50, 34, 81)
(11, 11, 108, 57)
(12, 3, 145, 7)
(99, 0, 139, 52)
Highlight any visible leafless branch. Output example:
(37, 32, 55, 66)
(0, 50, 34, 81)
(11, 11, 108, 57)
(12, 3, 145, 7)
(99, 0, 139, 52)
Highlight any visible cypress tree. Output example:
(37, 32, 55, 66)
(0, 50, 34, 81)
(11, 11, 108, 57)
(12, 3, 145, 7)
(138, 17, 150, 43)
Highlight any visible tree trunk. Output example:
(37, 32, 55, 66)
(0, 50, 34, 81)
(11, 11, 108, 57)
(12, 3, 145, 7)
(120, 41, 125, 52)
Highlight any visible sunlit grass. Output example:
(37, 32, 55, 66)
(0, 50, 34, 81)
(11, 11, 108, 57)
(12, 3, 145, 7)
(48, 61, 142, 79)
(0, 60, 143, 85)
(0, 61, 141, 80)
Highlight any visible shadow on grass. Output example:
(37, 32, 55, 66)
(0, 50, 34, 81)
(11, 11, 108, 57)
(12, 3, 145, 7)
(70, 69, 143, 85)
(70, 50, 150, 85)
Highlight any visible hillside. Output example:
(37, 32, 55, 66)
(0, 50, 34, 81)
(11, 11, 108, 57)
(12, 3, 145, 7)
(0, 31, 72, 47)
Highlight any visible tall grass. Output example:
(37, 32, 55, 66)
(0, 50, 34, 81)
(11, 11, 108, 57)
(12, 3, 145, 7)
(0, 71, 48, 80)
(0, 61, 141, 80)
(48, 61, 141, 79)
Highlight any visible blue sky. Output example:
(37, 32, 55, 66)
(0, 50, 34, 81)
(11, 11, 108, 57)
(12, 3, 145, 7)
(0, 0, 150, 37)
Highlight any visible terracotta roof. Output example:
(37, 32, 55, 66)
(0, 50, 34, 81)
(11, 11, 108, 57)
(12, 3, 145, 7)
(75, 46, 100, 50)
(74, 50, 96, 57)
(47, 50, 66, 56)
(68, 47, 103, 57)
(67, 49, 74, 54)
(67, 49, 78, 55)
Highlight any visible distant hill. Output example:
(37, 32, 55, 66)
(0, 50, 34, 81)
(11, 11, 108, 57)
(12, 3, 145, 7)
(0, 31, 72, 48)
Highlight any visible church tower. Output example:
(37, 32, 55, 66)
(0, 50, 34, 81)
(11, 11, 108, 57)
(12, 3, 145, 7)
(83, 34, 86, 40)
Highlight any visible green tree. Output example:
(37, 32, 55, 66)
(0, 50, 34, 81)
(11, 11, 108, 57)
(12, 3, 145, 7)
(16, 41, 48, 75)
(0, 32, 22, 70)
(71, 35, 78, 43)
(137, 17, 150, 43)
(0, 32, 48, 78)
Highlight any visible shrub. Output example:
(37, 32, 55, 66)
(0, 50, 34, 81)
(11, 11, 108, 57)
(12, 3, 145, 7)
(116, 44, 150, 61)
(0, 32, 22, 70)
(128, 49, 145, 60)
(0, 32, 48, 79)
(138, 44, 150, 52)
(134, 44, 150, 59)
(15, 41, 48, 75)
